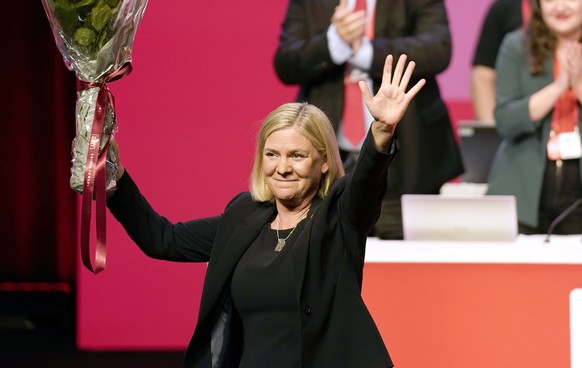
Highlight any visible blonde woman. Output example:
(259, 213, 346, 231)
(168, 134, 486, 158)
(107, 55, 424, 367)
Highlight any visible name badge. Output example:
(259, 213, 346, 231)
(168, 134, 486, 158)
(558, 130, 582, 160)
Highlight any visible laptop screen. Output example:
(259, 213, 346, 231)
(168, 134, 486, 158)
(401, 194, 518, 242)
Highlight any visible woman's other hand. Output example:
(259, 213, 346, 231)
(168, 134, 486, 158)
(109, 137, 125, 181)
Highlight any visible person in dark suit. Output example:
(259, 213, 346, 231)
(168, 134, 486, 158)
(107, 55, 425, 367)
(273, 0, 464, 239)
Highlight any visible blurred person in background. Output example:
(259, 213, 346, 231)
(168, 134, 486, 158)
(471, 0, 529, 124)
(488, 0, 582, 234)
(274, 0, 463, 239)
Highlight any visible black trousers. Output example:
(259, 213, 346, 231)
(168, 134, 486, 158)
(373, 197, 405, 240)
(519, 159, 582, 235)
(341, 150, 403, 239)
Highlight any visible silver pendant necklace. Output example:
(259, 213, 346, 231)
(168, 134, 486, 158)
(275, 207, 310, 252)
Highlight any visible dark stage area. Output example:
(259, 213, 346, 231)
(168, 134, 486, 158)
(0, 291, 185, 368)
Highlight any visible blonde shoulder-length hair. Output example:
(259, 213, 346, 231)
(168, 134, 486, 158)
(250, 102, 345, 202)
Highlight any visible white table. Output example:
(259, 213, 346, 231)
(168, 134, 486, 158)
(362, 235, 582, 368)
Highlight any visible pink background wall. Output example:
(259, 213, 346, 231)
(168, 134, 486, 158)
(77, 0, 495, 350)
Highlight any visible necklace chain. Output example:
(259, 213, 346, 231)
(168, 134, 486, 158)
(274, 207, 310, 252)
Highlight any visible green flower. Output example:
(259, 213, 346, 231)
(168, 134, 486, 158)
(104, 0, 121, 9)
(49, 0, 122, 57)
(53, 0, 79, 35)
(74, 27, 97, 46)
(89, 2, 112, 32)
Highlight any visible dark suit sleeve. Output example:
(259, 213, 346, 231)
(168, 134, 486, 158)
(331, 128, 397, 267)
(341, 129, 397, 234)
(370, 0, 451, 79)
(107, 171, 218, 262)
(273, 0, 342, 85)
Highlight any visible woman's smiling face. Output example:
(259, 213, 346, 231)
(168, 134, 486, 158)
(262, 128, 328, 207)
(541, 0, 582, 40)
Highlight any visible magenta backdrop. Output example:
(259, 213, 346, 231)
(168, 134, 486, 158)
(77, 0, 494, 350)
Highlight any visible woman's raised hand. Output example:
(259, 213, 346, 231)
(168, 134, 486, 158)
(359, 54, 425, 149)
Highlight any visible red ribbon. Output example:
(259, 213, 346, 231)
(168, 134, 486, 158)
(77, 62, 132, 274)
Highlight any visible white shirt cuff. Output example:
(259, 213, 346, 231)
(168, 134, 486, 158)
(349, 37, 373, 71)
(327, 24, 352, 65)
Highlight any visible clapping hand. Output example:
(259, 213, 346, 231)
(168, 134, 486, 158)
(565, 41, 582, 93)
(359, 54, 425, 151)
(331, 0, 366, 50)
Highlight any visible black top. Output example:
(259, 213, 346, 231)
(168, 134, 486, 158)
(472, 0, 522, 68)
(231, 221, 306, 368)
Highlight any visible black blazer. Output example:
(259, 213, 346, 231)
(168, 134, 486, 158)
(274, 0, 464, 194)
(108, 132, 396, 367)
(108, 134, 396, 368)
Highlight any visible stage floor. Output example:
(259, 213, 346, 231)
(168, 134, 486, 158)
(0, 291, 184, 368)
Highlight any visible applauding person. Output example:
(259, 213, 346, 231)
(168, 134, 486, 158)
(488, 0, 582, 234)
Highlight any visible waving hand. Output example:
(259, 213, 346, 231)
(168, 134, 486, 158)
(359, 54, 425, 151)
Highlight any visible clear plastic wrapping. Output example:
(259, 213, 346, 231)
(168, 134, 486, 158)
(42, 0, 148, 193)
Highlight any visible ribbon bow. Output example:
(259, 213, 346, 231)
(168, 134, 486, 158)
(77, 62, 132, 274)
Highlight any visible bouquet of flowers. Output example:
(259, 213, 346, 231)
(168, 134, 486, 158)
(42, 0, 148, 273)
